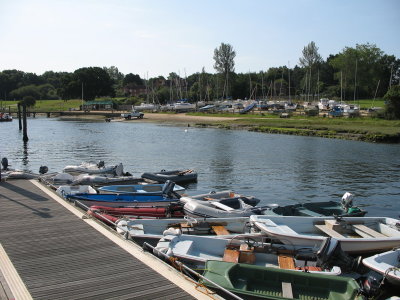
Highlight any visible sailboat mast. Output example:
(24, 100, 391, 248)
(353, 60, 358, 103)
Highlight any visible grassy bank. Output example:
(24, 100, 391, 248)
(189, 113, 400, 143)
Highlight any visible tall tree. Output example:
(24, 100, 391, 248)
(299, 41, 323, 101)
(213, 43, 236, 99)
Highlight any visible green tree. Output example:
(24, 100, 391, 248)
(21, 95, 36, 107)
(213, 43, 236, 98)
(384, 86, 400, 119)
(329, 43, 397, 99)
(9, 85, 40, 100)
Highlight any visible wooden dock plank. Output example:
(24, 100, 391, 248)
(0, 180, 197, 300)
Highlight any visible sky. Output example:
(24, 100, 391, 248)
(0, 0, 399, 78)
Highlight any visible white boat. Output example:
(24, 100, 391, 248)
(173, 101, 196, 112)
(56, 185, 97, 197)
(155, 234, 342, 276)
(180, 190, 262, 218)
(250, 215, 400, 254)
(134, 103, 159, 111)
(362, 248, 400, 286)
(63, 162, 124, 176)
(115, 216, 255, 246)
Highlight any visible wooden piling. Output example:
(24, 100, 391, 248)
(17, 103, 22, 130)
(22, 103, 28, 142)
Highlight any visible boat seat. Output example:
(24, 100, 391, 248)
(282, 282, 294, 299)
(278, 254, 295, 270)
(315, 224, 345, 238)
(211, 225, 230, 235)
(176, 240, 193, 253)
(352, 224, 386, 238)
(223, 248, 240, 263)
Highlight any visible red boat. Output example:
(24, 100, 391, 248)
(88, 203, 184, 220)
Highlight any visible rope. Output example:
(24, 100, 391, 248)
(167, 257, 217, 298)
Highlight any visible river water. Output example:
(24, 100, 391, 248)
(1, 117, 399, 218)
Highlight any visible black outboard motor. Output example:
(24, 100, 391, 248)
(316, 237, 368, 274)
(97, 160, 105, 168)
(1, 157, 9, 170)
(162, 180, 180, 199)
(39, 165, 49, 174)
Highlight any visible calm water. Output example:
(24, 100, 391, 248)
(1, 117, 399, 218)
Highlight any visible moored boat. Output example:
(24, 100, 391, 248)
(262, 192, 366, 217)
(141, 169, 197, 184)
(98, 183, 185, 195)
(250, 215, 400, 254)
(201, 260, 364, 300)
(63, 161, 124, 176)
(115, 216, 255, 246)
(362, 248, 400, 286)
(88, 203, 184, 218)
(66, 193, 180, 209)
(155, 234, 342, 275)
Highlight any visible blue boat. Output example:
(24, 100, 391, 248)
(67, 193, 180, 209)
(98, 183, 185, 195)
(239, 102, 257, 114)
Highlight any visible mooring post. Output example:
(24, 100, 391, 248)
(22, 103, 28, 142)
(18, 103, 22, 130)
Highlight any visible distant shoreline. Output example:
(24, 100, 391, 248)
(56, 112, 400, 143)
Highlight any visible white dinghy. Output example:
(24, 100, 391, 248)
(180, 190, 262, 218)
(63, 161, 124, 176)
(56, 185, 97, 198)
(362, 248, 400, 286)
(250, 215, 400, 254)
(115, 216, 256, 246)
(155, 234, 342, 276)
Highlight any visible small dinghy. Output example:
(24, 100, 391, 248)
(201, 261, 364, 300)
(88, 203, 185, 218)
(67, 193, 180, 209)
(115, 217, 255, 246)
(141, 169, 197, 184)
(56, 185, 97, 197)
(63, 161, 124, 176)
(98, 183, 185, 195)
(155, 234, 342, 275)
(362, 248, 400, 286)
(250, 215, 400, 254)
(262, 192, 366, 217)
(180, 190, 262, 218)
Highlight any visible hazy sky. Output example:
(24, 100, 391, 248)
(1, 0, 399, 78)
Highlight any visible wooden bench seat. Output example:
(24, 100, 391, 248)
(278, 254, 295, 270)
(211, 225, 230, 235)
(352, 224, 386, 238)
(315, 224, 345, 238)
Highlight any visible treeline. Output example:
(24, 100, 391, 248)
(0, 42, 398, 104)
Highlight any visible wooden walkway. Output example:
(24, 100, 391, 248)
(0, 180, 207, 300)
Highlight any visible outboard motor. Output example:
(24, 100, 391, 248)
(316, 237, 367, 274)
(162, 180, 180, 199)
(341, 192, 354, 210)
(39, 165, 48, 174)
(360, 274, 382, 299)
(1, 157, 9, 170)
(97, 160, 105, 168)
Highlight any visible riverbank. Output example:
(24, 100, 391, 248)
(138, 113, 400, 143)
(58, 111, 400, 143)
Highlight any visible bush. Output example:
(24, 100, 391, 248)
(384, 86, 400, 119)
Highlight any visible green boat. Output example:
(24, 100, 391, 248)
(201, 261, 364, 300)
